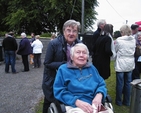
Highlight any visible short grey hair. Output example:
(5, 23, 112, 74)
(63, 19, 81, 32)
(120, 24, 131, 36)
(70, 43, 89, 59)
(97, 19, 106, 27)
(137, 31, 141, 37)
(21, 32, 26, 37)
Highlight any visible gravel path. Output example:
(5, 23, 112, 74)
(0, 57, 44, 113)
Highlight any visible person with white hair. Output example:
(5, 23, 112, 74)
(91, 19, 106, 56)
(17, 32, 32, 72)
(92, 24, 115, 80)
(53, 43, 113, 113)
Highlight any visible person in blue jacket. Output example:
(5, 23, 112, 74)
(42, 19, 81, 113)
(53, 43, 107, 113)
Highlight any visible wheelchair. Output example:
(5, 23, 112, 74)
(48, 95, 113, 113)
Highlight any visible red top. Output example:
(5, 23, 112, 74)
(135, 21, 141, 31)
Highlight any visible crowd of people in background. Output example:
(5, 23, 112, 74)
(1, 31, 43, 73)
(1, 18, 141, 113)
(91, 19, 141, 108)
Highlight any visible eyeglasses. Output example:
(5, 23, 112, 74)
(65, 29, 78, 34)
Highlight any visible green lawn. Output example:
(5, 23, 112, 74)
(35, 61, 130, 113)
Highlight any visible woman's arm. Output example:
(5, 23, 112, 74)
(44, 41, 66, 69)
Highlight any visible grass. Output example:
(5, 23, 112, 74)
(105, 61, 130, 113)
(35, 99, 44, 113)
(35, 61, 130, 113)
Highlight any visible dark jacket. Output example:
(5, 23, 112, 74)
(92, 34, 113, 79)
(30, 37, 35, 43)
(2, 35, 18, 51)
(91, 28, 101, 55)
(17, 37, 32, 55)
(42, 35, 81, 102)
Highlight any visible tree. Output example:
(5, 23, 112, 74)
(0, 0, 98, 34)
(0, 0, 9, 32)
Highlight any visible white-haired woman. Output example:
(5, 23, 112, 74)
(91, 19, 106, 54)
(53, 43, 113, 113)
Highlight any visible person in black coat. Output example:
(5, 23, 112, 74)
(17, 33, 32, 72)
(91, 19, 106, 56)
(2, 32, 18, 73)
(42, 19, 81, 113)
(92, 24, 114, 80)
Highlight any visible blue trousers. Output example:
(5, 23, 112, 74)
(115, 71, 132, 106)
(5, 51, 16, 73)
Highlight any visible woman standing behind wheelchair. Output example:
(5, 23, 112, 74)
(53, 43, 113, 113)
(42, 19, 81, 113)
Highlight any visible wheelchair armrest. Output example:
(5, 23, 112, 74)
(105, 94, 112, 103)
(60, 103, 66, 113)
(54, 100, 66, 113)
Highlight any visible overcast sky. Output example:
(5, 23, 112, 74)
(93, 0, 141, 31)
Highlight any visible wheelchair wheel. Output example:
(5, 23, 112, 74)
(48, 103, 58, 113)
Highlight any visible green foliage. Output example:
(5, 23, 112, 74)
(0, 0, 98, 34)
(0, 31, 7, 37)
(40, 33, 52, 38)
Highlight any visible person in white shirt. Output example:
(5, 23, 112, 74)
(31, 35, 43, 68)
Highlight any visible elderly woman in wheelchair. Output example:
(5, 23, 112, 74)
(50, 43, 113, 113)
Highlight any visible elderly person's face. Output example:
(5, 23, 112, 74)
(63, 25, 78, 45)
(138, 34, 141, 41)
(71, 46, 88, 68)
(99, 22, 106, 30)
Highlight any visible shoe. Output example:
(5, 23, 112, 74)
(12, 72, 19, 74)
(32, 66, 36, 68)
(123, 103, 130, 106)
(22, 70, 29, 72)
(115, 102, 122, 106)
(37, 66, 41, 68)
(5, 72, 9, 74)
